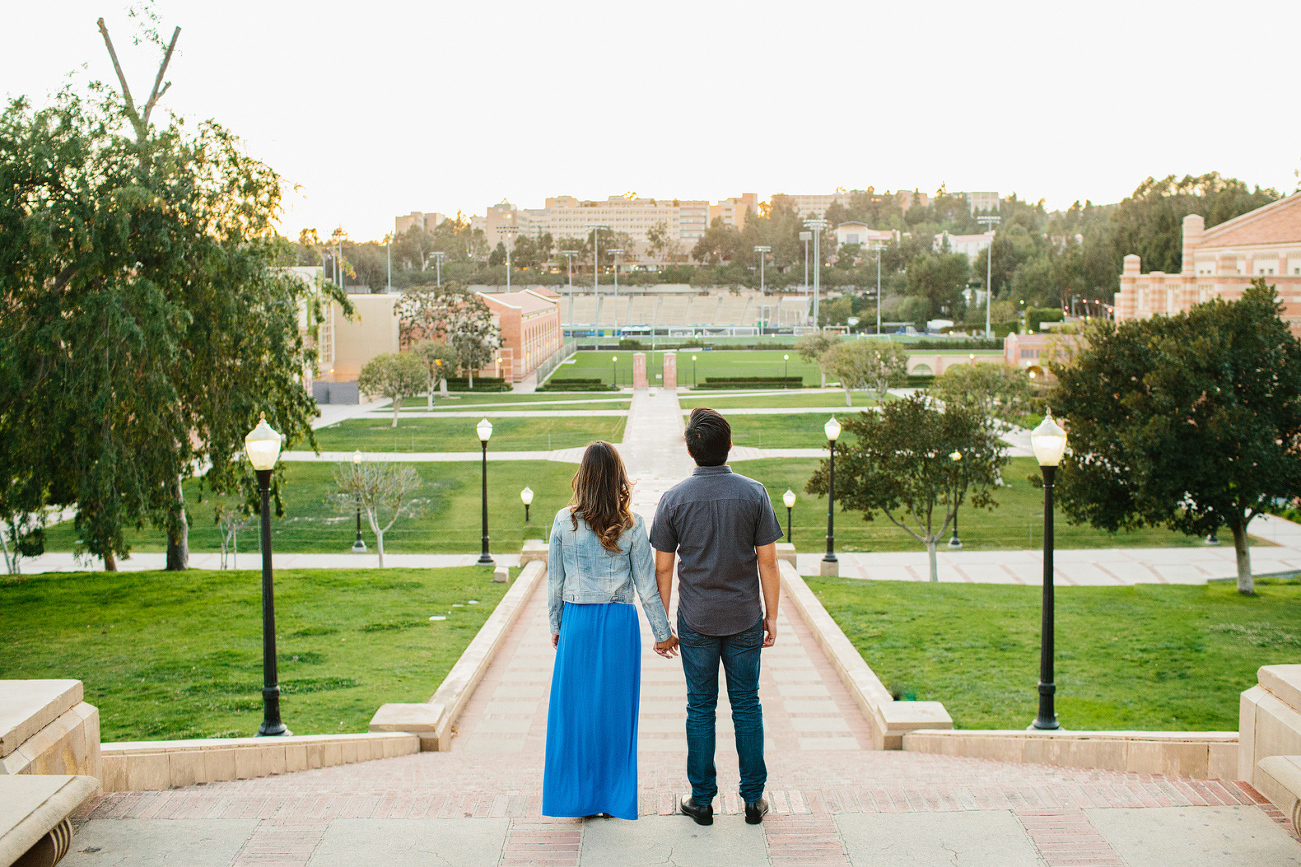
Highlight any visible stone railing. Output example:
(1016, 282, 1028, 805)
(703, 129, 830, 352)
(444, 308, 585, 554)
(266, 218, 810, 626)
(1241, 664, 1301, 833)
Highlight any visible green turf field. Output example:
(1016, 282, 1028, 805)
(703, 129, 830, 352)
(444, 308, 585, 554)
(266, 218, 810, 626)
(812, 576, 1300, 730)
(0, 566, 511, 740)
(399, 394, 630, 410)
(313, 415, 626, 453)
(565, 349, 823, 387)
(679, 391, 880, 410)
(718, 413, 848, 449)
(41, 461, 581, 555)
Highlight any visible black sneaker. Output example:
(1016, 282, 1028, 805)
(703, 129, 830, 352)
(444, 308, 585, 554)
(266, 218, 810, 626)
(744, 798, 769, 825)
(680, 796, 713, 826)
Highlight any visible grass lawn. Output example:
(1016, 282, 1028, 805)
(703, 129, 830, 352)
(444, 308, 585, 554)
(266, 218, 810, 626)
(398, 394, 631, 410)
(41, 461, 581, 554)
(680, 391, 879, 410)
(735, 457, 1252, 551)
(810, 576, 1301, 730)
(567, 349, 824, 387)
(0, 567, 511, 741)
(717, 412, 849, 449)
(313, 415, 626, 453)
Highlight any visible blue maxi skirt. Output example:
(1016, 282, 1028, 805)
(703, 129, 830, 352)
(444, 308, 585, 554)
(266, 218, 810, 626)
(542, 602, 641, 820)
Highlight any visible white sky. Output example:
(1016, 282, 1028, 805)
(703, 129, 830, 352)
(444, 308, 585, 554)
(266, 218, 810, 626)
(6, 1, 1298, 241)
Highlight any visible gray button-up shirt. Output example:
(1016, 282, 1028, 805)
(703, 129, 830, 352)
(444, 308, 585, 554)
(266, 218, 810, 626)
(650, 465, 784, 636)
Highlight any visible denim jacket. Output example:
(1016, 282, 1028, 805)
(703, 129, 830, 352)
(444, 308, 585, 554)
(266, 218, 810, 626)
(547, 506, 672, 642)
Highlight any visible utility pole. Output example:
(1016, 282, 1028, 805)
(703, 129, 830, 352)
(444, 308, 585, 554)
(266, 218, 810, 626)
(978, 215, 1001, 338)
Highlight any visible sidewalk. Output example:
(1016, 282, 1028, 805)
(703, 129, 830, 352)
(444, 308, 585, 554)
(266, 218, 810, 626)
(65, 388, 1301, 865)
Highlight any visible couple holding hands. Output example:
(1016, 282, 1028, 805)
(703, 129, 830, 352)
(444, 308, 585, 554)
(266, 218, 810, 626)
(543, 408, 784, 825)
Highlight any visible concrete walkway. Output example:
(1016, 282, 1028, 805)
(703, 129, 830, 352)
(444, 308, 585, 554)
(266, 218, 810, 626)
(66, 388, 1301, 865)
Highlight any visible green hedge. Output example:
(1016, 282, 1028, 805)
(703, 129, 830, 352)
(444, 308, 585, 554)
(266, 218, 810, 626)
(538, 378, 617, 392)
(904, 374, 935, 389)
(695, 376, 804, 389)
(445, 377, 510, 392)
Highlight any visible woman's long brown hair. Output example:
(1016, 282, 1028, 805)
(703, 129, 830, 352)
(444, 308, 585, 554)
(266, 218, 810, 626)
(569, 441, 634, 552)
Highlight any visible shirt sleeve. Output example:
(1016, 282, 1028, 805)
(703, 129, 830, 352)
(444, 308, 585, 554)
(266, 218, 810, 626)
(629, 516, 672, 642)
(754, 488, 785, 548)
(547, 512, 566, 635)
(649, 495, 678, 553)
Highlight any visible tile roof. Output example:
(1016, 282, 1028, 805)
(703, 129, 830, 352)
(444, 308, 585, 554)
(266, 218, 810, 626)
(1199, 192, 1301, 248)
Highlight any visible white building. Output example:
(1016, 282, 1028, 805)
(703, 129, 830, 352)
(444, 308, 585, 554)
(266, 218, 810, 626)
(934, 230, 995, 262)
(834, 222, 897, 248)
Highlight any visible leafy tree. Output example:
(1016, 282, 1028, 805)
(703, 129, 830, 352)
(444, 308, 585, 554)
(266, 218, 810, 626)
(0, 13, 344, 571)
(796, 332, 839, 387)
(1050, 281, 1301, 594)
(395, 282, 500, 387)
(411, 341, 458, 409)
(820, 340, 909, 406)
(807, 395, 1007, 582)
(929, 362, 1033, 425)
(359, 353, 427, 427)
(333, 461, 423, 567)
(906, 252, 970, 320)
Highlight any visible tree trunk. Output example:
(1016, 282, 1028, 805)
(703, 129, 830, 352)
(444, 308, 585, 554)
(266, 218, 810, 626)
(104, 550, 117, 572)
(468, 371, 474, 389)
(1229, 518, 1254, 595)
(440, 378, 449, 396)
(375, 531, 385, 567)
(926, 537, 938, 582)
(843, 387, 852, 408)
(391, 399, 401, 428)
(166, 473, 188, 571)
(427, 376, 434, 411)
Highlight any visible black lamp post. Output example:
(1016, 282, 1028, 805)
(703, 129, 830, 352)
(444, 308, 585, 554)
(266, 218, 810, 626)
(692, 354, 697, 388)
(1030, 410, 1068, 731)
(783, 489, 796, 542)
(611, 355, 618, 389)
(477, 418, 494, 566)
(245, 413, 290, 737)
(823, 417, 841, 566)
(783, 354, 789, 388)
(948, 450, 963, 549)
(521, 486, 533, 523)
(351, 449, 366, 553)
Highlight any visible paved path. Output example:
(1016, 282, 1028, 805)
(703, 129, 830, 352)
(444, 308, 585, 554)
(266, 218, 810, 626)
(67, 388, 1301, 864)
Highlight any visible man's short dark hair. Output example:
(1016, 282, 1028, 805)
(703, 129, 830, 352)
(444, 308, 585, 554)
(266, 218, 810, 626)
(685, 407, 731, 467)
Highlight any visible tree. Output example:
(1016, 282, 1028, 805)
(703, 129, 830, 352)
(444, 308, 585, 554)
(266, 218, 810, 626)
(929, 362, 1033, 425)
(819, 341, 909, 406)
(411, 341, 458, 409)
(0, 12, 345, 571)
(795, 333, 839, 387)
(906, 252, 970, 320)
(333, 462, 423, 567)
(359, 353, 427, 427)
(1049, 280, 1301, 595)
(806, 396, 1008, 582)
(396, 282, 500, 387)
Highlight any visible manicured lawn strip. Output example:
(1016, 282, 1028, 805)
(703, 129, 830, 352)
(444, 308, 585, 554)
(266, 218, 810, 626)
(680, 392, 880, 410)
(41, 461, 580, 554)
(313, 415, 626, 453)
(809, 577, 1301, 730)
(711, 412, 851, 449)
(735, 457, 1237, 551)
(0, 567, 511, 740)
(398, 394, 630, 409)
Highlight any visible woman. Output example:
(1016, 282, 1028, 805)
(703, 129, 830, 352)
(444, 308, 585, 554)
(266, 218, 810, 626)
(543, 441, 678, 820)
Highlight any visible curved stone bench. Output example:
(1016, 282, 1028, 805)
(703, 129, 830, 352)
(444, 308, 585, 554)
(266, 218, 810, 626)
(0, 775, 99, 867)
(1257, 755, 1301, 835)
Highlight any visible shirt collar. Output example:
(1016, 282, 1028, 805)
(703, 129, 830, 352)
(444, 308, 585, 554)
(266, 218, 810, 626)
(692, 465, 733, 476)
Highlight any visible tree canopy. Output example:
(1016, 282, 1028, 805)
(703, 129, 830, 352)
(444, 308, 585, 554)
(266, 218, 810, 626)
(1049, 280, 1301, 594)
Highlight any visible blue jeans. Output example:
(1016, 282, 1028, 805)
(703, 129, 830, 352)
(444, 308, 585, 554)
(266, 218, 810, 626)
(678, 617, 766, 805)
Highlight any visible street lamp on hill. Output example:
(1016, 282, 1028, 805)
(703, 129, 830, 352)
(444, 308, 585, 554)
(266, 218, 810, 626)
(245, 413, 290, 737)
(351, 450, 366, 552)
(823, 416, 841, 567)
(949, 450, 963, 549)
(521, 486, 533, 523)
(1030, 410, 1068, 731)
(477, 418, 494, 566)
(755, 246, 771, 294)
(783, 489, 796, 542)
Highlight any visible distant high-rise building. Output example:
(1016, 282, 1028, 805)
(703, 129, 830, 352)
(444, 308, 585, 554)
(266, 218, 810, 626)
(961, 191, 1000, 214)
(395, 211, 445, 235)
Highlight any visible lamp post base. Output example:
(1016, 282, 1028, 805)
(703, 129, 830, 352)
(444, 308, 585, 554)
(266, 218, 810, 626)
(352, 540, 367, 553)
(258, 720, 291, 737)
(477, 553, 495, 566)
(948, 536, 962, 549)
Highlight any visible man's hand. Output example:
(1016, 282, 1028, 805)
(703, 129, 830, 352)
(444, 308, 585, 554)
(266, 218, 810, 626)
(762, 616, 777, 647)
(551, 634, 559, 649)
(654, 634, 679, 658)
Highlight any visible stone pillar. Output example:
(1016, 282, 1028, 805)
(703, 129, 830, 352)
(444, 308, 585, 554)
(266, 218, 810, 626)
(1115, 254, 1141, 321)
(663, 351, 678, 389)
(1181, 213, 1204, 277)
(633, 352, 648, 389)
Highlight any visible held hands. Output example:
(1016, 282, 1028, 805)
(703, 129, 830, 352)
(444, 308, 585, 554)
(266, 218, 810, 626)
(551, 634, 559, 649)
(654, 634, 679, 658)
(762, 616, 777, 648)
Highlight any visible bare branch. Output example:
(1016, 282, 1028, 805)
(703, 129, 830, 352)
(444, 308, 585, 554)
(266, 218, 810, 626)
(141, 26, 181, 128)
(97, 18, 140, 129)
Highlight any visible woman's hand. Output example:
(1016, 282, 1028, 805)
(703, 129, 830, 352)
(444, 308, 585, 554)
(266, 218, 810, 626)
(654, 634, 679, 658)
(551, 634, 559, 649)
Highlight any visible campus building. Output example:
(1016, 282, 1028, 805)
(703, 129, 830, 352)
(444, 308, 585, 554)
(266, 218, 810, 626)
(933, 230, 995, 262)
(1113, 192, 1301, 332)
(834, 222, 898, 248)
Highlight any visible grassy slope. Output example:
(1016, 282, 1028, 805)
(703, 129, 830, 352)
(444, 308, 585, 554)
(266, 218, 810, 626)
(313, 415, 626, 453)
(0, 567, 511, 740)
(810, 576, 1301, 730)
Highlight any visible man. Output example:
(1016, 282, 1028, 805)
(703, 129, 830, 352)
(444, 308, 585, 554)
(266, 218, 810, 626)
(651, 407, 784, 826)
